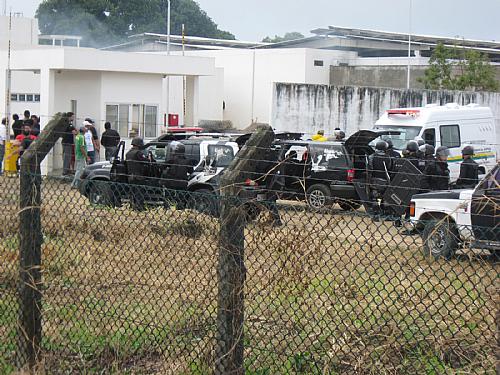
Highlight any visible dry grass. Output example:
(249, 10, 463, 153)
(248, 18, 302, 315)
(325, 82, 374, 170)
(0, 176, 498, 374)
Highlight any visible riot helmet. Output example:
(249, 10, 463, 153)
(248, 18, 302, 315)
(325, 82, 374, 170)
(131, 137, 145, 148)
(406, 140, 419, 153)
(462, 145, 474, 156)
(435, 146, 449, 157)
(415, 137, 425, 147)
(423, 144, 435, 157)
(375, 140, 388, 151)
(385, 139, 394, 149)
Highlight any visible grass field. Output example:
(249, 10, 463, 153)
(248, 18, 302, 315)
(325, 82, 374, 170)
(0, 177, 498, 374)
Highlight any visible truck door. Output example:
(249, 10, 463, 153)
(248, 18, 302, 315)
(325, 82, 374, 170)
(470, 165, 499, 242)
(439, 124, 462, 181)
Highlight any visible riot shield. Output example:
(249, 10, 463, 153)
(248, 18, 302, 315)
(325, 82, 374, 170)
(383, 159, 423, 216)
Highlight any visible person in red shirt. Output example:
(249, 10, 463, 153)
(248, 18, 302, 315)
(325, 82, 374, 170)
(13, 123, 37, 172)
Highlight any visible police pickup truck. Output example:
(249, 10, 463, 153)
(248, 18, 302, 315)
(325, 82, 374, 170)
(410, 162, 499, 260)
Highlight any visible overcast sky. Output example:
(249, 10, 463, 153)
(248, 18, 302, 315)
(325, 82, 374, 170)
(9, 0, 500, 42)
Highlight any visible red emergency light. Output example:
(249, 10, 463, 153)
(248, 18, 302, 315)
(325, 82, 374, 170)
(387, 109, 420, 117)
(166, 127, 204, 133)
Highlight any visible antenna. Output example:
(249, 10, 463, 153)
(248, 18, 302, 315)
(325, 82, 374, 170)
(2, 0, 6, 16)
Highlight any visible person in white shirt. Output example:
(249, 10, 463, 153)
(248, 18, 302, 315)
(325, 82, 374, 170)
(0, 118, 7, 175)
(83, 120, 95, 164)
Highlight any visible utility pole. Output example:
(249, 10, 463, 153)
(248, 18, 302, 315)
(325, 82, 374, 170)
(165, 0, 171, 128)
(182, 24, 186, 121)
(406, 0, 412, 89)
(5, 10, 12, 130)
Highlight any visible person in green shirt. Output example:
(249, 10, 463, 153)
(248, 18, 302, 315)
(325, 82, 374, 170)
(71, 127, 90, 188)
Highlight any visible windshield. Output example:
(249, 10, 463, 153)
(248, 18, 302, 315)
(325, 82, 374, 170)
(372, 126, 422, 150)
(208, 145, 235, 167)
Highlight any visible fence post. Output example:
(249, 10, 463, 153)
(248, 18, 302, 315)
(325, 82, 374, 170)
(17, 113, 69, 370)
(215, 126, 274, 374)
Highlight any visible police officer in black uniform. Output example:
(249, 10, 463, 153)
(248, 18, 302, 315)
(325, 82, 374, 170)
(368, 140, 393, 217)
(404, 140, 426, 172)
(421, 145, 450, 191)
(161, 142, 193, 209)
(126, 137, 149, 211)
(456, 146, 479, 188)
(385, 139, 401, 159)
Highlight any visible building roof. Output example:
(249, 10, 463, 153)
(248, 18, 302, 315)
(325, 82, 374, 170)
(103, 33, 268, 51)
(310, 26, 500, 60)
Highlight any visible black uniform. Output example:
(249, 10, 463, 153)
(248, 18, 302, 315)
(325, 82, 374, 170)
(126, 148, 149, 210)
(161, 154, 193, 208)
(421, 159, 450, 191)
(368, 150, 393, 215)
(456, 158, 479, 188)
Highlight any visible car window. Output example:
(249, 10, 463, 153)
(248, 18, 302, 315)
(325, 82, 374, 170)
(440, 125, 461, 148)
(146, 145, 167, 162)
(422, 128, 436, 146)
(309, 145, 347, 171)
(477, 166, 500, 192)
(208, 144, 235, 167)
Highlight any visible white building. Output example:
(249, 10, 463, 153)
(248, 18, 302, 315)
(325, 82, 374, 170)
(0, 15, 218, 173)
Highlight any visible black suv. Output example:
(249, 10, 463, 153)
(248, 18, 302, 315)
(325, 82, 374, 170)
(251, 130, 399, 210)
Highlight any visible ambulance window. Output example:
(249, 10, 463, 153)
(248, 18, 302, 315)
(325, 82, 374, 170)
(440, 125, 461, 148)
(422, 129, 435, 146)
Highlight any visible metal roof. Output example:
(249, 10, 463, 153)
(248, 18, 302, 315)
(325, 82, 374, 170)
(311, 26, 500, 51)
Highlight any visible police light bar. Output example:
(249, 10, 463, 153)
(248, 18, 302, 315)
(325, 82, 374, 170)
(387, 109, 420, 117)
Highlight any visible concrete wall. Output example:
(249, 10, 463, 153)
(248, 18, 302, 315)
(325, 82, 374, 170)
(330, 65, 427, 89)
(271, 83, 500, 155)
(187, 48, 358, 128)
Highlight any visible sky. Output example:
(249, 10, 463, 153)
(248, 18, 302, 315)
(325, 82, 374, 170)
(8, 0, 500, 42)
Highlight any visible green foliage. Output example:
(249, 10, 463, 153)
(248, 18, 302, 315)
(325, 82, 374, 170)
(262, 32, 304, 43)
(418, 43, 499, 92)
(36, 0, 235, 47)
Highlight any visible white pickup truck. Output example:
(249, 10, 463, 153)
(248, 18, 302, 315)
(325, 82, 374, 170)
(410, 162, 499, 260)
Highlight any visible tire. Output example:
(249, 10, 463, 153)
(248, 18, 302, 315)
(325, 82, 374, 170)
(338, 200, 361, 211)
(422, 218, 459, 260)
(192, 188, 218, 216)
(306, 184, 331, 210)
(88, 180, 112, 206)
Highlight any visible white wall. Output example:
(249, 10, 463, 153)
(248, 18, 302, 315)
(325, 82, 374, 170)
(0, 15, 38, 48)
(188, 48, 360, 129)
(198, 67, 224, 122)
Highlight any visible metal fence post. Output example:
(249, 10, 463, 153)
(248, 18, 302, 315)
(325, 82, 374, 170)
(17, 113, 69, 370)
(215, 126, 274, 374)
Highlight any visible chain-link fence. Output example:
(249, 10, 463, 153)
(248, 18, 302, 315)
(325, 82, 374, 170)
(0, 172, 498, 374)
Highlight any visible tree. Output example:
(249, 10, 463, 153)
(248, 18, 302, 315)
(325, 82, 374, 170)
(262, 32, 304, 43)
(418, 43, 499, 92)
(36, 0, 235, 48)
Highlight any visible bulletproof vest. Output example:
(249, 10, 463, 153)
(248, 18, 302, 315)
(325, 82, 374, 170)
(126, 149, 146, 180)
(369, 152, 392, 180)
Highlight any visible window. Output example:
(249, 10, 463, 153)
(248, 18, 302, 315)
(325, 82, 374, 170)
(18, 94, 26, 102)
(309, 145, 347, 170)
(10, 94, 17, 101)
(422, 128, 436, 147)
(144, 105, 157, 138)
(440, 125, 461, 148)
(208, 145, 235, 167)
(26, 94, 34, 102)
(146, 144, 167, 162)
(106, 103, 158, 138)
(185, 144, 201, 166)
(314, 60, 324, 67)
(35, 95, 40, 102)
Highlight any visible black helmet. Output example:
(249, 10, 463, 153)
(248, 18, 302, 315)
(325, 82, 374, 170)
(415, 137, 425, 147)
(406, 140, 419, 153)
(435, 146, 449, 157)
(375, 140, 388, 151)
(131, 137, 144, 148)
(423, 144, 435, 156)
(462, 145, 474, 156)
(385, 139, 394, 149)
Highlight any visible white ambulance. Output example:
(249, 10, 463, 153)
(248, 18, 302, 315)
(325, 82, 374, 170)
(373, 103, 498, 181)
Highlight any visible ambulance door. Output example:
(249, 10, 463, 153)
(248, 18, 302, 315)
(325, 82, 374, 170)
(438, 123, 462, 182)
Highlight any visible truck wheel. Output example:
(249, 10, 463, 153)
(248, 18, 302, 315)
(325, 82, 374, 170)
(338, 199, 361, 211)
(88, 180, 112, 206)
(306, 184, 331, 210)
(422, 219, 459, 260)
(192, 189, 218, 216)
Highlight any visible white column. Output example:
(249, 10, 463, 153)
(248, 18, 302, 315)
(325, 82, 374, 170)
(185, 76, 199, 127)
(39, 68, 55, 175)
